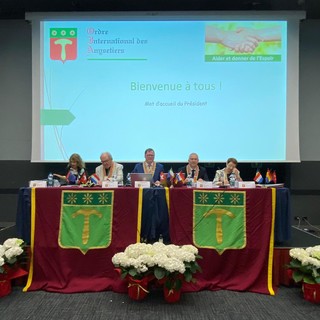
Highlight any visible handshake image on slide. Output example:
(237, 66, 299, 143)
(205, 22, 282, 54)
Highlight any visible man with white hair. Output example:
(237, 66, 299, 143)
(95, 152, 123, 185)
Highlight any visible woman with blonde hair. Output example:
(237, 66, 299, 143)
(54, 153, 87, 185)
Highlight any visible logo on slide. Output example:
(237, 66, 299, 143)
(50, 28, 77, 63)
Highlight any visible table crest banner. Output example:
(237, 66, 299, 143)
(59, 190, 113, 254)
(23, 188, 141, 293)
(193, 190, 246, 254)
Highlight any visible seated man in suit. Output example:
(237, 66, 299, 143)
(213, 157, 242, 185)
(95, 152, 124, 185)
(178, 153, 209, 182)
(132, 148, 164, 184)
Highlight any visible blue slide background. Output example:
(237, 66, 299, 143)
(41, 20, 287, 162)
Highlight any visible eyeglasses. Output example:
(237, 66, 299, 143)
(101, 159, 110, 164)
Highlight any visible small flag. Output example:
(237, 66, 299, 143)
(66, 171, 77, 184)
(174, 171, 185, 185)
(160, 172, 167, 187)
(272, 170, 277, 184)
(78, 172, 87, 184)
(265, 169, 273, 184)
(167, 168, 175, 182)
(254, 170, 264, 184)
(88, 174, 100, 186)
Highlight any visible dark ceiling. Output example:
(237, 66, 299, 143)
(0, 0, 319, 19)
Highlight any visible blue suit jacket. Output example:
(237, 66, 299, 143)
(132, 162, 164, 182)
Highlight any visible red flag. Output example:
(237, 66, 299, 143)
(272, 170, 277, 184)
(160, 172, 167, 187)
(78, 171, 87, 184)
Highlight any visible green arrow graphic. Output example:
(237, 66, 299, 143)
(40, 109, 75, 126)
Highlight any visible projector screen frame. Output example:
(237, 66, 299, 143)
(28, 11, 305, 163)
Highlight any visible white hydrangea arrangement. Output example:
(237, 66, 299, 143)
(112, 242, 202, 290)
(0, 238, 24, 274)
(289, 245, 320, 284)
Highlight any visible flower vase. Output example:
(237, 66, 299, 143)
(302, 283, 320, 304)
(127, 276, 150, 301)
(286, 269, 297, 285)
(0, 274, 11, 298)
(286, 269, 293, 280)
(163, 286, 182, 303)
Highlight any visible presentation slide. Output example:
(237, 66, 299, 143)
(35, 17, 291, 162)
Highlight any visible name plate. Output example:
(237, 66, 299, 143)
(235, 181, 256, 188)
(196, 181, 213, 189)
(102, 181, 118, 188)
(29, 180, 47, 188)
(134, 181, 151, 188)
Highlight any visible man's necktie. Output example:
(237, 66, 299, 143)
(191, 169, 195, 178)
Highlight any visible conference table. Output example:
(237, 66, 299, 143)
(16, 186, 291, 295)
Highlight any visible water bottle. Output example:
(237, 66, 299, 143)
(229, 173, 236, 187)
(126, 173, 131, 186)
(47, 173, 54, 187)
(158, 234, 163, 243)
(186, 173, 193, 188)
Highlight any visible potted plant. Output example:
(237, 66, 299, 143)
(112, 242, 202, 302)
(0, 238, 27, 298)
(288, 246, 320, 303)
(112, 243, 156, 300)
(152, 243, 202, 303)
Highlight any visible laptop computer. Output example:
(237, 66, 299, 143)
(130, 173, 153, 186)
